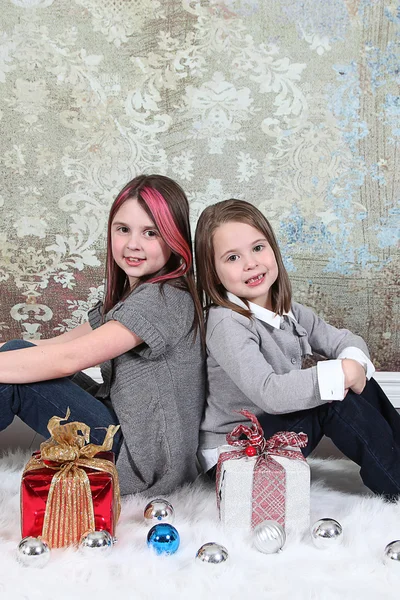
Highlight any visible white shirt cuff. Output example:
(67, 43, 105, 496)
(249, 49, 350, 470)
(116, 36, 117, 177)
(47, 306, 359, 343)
(317, 359, 345, 401)
(197, 447, 218, 472)
(337, 347, 375, 379)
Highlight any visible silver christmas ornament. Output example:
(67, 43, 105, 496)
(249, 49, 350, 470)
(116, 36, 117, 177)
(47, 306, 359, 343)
(17, 537, 50, 568)
(195, 542, 229, 564)
(144, 498, 174, 526)
(252, 520, 286, 554)
(79, 530, 114, 554)
(383, 540, 400, 565)
(311, 518, 343, 549)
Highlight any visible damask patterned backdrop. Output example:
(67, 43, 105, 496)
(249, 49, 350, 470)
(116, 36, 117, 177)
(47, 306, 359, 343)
(0, 0, 398, 369)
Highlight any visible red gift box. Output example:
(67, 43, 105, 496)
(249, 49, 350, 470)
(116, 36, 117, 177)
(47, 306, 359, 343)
(20, 410, 120, 548)
(21, 451, 117, 545)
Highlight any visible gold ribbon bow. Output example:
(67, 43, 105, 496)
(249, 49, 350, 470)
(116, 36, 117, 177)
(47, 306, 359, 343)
(23, 408, 121, 548)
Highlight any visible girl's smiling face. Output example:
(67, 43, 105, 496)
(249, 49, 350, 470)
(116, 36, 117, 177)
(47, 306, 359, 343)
(212, 220, 278, 309)
(111, 197, 171, 287)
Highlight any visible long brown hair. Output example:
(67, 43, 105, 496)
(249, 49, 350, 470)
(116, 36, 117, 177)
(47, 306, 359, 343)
(104, 174, 204, 339)
(195, 199, 292, 319)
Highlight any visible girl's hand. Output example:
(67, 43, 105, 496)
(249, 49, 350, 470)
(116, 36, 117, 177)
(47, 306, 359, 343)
(341, 359, 366, 395)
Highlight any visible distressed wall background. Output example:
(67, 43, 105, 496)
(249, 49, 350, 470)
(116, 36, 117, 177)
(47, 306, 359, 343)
(0, 0, 399, 369)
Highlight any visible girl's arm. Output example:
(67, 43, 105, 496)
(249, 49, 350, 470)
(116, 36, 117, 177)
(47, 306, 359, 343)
(0, 322, 93, 349)
(0, 321, 143, 384)
(207, 314, 366, 415)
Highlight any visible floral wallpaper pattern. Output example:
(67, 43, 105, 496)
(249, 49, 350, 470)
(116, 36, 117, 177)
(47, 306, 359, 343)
(0, 0, 399, 369)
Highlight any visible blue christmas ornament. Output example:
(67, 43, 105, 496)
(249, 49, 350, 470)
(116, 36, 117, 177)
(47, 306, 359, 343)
(147, 523, 180, 555)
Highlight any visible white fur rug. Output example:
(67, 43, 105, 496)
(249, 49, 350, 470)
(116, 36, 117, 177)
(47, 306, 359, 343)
(1, 451, 400, 600)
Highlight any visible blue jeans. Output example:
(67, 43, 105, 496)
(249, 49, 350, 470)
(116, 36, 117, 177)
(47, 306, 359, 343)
(258, 378, 400, 499)
(0, 340, 122, 454)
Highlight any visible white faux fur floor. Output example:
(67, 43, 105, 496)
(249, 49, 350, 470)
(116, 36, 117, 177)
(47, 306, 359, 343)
(1, 451, 400, 600)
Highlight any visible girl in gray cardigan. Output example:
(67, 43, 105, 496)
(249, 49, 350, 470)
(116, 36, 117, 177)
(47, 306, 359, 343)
(195, 198, 400, 499)
(0, 174, 205, 496)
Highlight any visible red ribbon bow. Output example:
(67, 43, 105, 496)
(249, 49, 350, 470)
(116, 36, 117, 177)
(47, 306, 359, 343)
(225, 409, 308, 459)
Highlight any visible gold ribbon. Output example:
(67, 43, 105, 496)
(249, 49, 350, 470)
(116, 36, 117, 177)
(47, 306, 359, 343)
(23, 408, 121, 548)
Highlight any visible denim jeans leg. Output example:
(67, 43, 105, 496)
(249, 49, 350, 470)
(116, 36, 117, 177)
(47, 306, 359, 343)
(320, 379, 400, 498)
(356, 377, 400, 438)
(258, 378, 400, 498)
(0, 340, 122, 454)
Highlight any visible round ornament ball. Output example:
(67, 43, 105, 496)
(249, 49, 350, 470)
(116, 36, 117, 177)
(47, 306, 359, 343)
(311, 518, 343, 549)
(17, 537, 50, 568)
(384, 540, 400, 565)
(147, 523, 180, 555)
(80, 530, 114, 555)
(144, 498, 174, 526)
(252, 520, 286, 554)
(195, 542, 229, 565)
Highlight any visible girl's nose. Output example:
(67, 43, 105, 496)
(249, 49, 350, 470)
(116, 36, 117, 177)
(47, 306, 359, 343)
(126, 234, 141, 250)
(244, 256, 258, 270)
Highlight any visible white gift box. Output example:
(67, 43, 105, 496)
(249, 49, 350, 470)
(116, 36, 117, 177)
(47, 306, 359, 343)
(217, 444, 310, 534)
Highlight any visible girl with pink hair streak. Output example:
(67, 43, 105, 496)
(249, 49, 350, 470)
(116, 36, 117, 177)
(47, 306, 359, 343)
(0, 175, 205, 496)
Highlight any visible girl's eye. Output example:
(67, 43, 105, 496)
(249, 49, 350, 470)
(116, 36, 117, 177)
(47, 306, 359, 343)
(253, 244, 264, 252)
(117, 226, 129, 234)
(144, 230, 158, 238)
(227, 254, 239, 262)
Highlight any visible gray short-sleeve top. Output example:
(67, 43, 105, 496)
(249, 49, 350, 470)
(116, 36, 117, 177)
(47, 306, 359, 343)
(87, 283, 205, 496)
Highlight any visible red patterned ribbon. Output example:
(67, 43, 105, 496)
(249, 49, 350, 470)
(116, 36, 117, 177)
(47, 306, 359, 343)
(216, 410, 308, 529)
